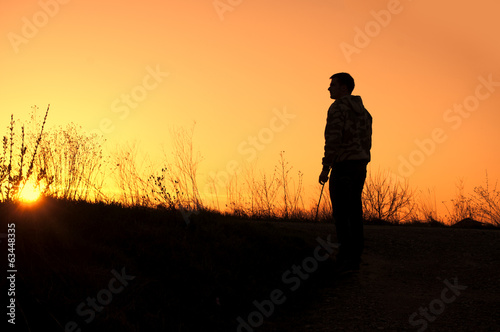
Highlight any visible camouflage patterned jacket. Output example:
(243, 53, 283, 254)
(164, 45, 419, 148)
(322, 95, 372, 168)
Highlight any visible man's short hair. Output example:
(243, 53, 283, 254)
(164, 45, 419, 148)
(330, 73, 355, 94)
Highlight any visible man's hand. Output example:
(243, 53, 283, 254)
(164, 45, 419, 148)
(319, 168, 330, 185)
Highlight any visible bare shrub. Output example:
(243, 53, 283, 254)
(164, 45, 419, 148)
(471, 173, 500, 226)
(362, 168, 415, 223)
(37, 122, 105, 201)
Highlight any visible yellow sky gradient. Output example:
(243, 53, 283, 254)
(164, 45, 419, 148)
(1, 0, 499, 216)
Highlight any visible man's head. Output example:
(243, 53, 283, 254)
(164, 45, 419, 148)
(328, 72, 355, 100)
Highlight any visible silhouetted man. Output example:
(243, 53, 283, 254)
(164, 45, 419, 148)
(319, 72, 372, 273)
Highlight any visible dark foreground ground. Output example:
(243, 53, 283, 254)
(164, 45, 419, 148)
(257, 224, 500, 332)
(1, 198, 499, 331)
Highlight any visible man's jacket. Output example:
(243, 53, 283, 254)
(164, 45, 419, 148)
(322, 95, 372, 168)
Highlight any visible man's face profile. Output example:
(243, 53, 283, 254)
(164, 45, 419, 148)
(328, 78, 343, 100)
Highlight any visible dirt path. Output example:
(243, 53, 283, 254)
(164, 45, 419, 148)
(257, 225, 500, 331)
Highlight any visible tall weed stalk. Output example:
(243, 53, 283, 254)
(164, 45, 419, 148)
(0, 105, 49, 201)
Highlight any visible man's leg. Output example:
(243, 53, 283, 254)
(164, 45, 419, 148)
(330, 166, 352, 264)
(330, 161, 367, 269)
(349, 162, 367, 267)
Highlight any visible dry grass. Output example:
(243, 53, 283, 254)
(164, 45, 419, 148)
(1, 109, 499, 227)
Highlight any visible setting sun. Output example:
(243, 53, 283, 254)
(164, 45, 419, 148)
(18, 180, 42, 203)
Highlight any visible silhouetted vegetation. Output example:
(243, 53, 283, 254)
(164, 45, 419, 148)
(37, 122, 105, 201)
(1, 108, 499, 227)
(2, 108, 499, 331)
(362, 168, 415, 223)
(1, 105, 49, 201)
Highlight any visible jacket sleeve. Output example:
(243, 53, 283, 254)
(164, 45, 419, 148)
(322, 102, 345, 168)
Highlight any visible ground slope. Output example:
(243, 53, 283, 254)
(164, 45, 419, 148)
(2, 200, 499, 331)
(257, 225, 500, 331)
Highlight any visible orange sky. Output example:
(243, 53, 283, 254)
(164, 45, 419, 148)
(1, 0, 499, 216)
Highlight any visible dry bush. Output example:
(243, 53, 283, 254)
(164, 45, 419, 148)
(471, 173, 500, 226)
(441, 174, 499, 227)
(37, 122, 105, 201)
(362, 168, 415, 223)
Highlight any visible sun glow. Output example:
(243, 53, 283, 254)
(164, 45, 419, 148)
(18, 180, 43, 203)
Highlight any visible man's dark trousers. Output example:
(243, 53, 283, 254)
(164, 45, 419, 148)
(329, 159, 368, 267)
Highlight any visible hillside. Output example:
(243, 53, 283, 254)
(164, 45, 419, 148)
(1, 198, 499, 331)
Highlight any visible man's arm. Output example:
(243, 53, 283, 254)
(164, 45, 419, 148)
(319, 103, 345, 184)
